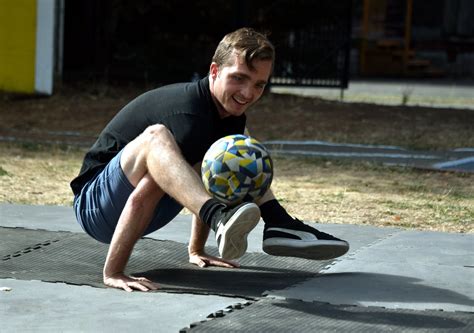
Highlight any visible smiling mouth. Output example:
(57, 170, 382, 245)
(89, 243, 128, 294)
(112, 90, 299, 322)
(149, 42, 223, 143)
(233, 96, 249, 105)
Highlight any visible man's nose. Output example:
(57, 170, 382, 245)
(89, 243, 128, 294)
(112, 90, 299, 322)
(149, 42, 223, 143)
(241, 85, 253, 99)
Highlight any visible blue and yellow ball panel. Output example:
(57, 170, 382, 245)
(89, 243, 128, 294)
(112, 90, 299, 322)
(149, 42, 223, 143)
(202, 134, 273, 205)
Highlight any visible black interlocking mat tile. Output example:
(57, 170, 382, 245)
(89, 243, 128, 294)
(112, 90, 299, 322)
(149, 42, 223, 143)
(0, 227, 68, 258)
(0, 228, 332, 297)
(182, 298, 474, 332)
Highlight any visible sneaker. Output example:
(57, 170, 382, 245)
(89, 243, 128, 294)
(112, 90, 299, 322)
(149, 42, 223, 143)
(215, 202, 261, 260)
(262, 219, 349, 260)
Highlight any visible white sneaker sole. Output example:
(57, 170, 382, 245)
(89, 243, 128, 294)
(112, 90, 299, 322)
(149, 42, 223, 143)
(263, 238, 349, 260)
(218, 203, 260, 260)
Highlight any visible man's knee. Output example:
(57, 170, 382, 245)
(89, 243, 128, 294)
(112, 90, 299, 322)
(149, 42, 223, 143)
(121, 124, 174, 185)
(142, 124, 184, 161)
(143, 124, 175, 148)
(124, 125, 175, 163)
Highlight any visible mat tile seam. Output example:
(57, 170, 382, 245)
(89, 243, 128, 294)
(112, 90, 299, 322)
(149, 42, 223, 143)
(2, 239, 61, 262)
(179, 300, 256, 332)
(1, 226, 77, 262)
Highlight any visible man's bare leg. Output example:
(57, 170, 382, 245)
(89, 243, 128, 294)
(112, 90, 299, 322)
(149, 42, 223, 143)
(103, 125, 259, 291)
(121, 124, 211, 214)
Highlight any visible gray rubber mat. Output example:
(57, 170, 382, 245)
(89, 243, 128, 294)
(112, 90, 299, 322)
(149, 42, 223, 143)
(0, 228, 332, 297)
(181, 298, 474, 332)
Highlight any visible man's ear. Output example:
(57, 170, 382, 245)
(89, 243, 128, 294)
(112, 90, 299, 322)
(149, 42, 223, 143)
(209, 62, 219, 79)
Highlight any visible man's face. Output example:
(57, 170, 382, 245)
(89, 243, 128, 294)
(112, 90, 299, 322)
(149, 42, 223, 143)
(210, 52, 272, 118)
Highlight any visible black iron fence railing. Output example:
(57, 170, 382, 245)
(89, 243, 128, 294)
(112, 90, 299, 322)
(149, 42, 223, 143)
(63, 0, 352, 88)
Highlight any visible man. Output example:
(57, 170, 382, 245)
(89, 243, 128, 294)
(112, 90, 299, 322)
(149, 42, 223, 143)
(71, 28, 349, 292)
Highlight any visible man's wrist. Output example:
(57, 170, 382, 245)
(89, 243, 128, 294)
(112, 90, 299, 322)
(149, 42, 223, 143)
(188, 245, 204, 256)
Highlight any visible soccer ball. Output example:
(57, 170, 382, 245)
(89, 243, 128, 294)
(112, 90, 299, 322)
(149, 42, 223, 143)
(201, 134, 273, 205)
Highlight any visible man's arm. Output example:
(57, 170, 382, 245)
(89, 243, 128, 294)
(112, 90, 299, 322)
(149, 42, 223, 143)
(103, 173, 161, 292)
(188, 214, 210, 256)
(188, 214, 240, 268)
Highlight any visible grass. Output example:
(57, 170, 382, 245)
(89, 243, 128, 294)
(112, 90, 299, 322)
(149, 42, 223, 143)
(271, 156, 473, 233)
(0, 166, 8, 176)
(0, 143, 82, 206)
(0, 142, 472, 233)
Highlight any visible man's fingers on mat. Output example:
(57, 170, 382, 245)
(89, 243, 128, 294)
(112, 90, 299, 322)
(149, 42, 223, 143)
(120, 281, 158, 292)
(104, 275, 159, 292)
(189, 254, 240, 268)
(133, 276, 157, 284)
(130, 277, 160, 291)
(211, 258, 240, 268)
(126, 282, 150, 292)
(189, 255, 208, 267)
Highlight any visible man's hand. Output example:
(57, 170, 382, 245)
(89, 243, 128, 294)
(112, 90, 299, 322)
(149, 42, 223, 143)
(188, 213, 240, 268)
(189, 250, 240, 268)
(103, 273, 160, 292)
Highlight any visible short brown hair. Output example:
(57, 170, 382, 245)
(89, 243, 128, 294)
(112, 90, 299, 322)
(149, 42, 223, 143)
(212, 27, 275, 72)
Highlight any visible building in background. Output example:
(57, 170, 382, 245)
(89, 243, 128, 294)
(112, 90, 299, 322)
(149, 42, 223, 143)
(352, 0, 474, 77)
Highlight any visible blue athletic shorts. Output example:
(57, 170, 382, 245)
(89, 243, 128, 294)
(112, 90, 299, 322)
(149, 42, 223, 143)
(73, 150, 183, 243)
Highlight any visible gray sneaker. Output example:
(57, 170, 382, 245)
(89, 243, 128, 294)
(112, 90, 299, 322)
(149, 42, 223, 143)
(215, 203, 260, 259)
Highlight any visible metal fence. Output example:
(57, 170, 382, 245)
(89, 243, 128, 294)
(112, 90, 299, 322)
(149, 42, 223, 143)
(63, 0, 352, 88)
(244, 0, 352, 88)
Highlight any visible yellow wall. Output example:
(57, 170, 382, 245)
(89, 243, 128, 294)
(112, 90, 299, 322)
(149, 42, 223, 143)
(0, 0, 37, 93)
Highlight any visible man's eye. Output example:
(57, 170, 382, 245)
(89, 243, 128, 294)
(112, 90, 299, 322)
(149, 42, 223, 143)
(232, 76, 242, 81)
